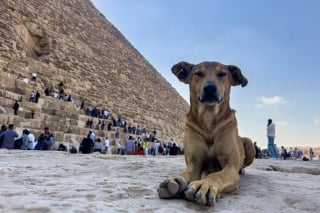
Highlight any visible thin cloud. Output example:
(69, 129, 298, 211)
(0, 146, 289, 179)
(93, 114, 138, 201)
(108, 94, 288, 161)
(258, 96, 287, 105)
(275, 121, 288, 127)
(255, 104, 263, 109)
(314, 118, 320, 125)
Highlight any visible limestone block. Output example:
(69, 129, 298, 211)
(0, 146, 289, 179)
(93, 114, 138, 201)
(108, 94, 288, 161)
(70, 113, 79, 120)
(79, 128, 88, 136)
(69, 119, 78, 126)
(54, 131, 63, 141)
(0, 114, 9, 124)
(14, 79, 27, 95)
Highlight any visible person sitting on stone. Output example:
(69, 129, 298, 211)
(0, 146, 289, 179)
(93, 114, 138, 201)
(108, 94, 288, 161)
(79, 134, 94, 154)
(0, 124, 19, 149)
(35, 127, 55, 150)
(93, 138, 103, 153)
(169, 143, 179, 155)
(20, 129, 31, 150)
(26, 129, 35, 150)
(68, 140, 77, 154)
(0, 124, 8, 134)
(29, 91, 35, 102)
(58, 143, 68, 152)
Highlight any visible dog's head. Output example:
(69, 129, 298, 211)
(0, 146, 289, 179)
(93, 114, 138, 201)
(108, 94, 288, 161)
(172, 61, 248, 105)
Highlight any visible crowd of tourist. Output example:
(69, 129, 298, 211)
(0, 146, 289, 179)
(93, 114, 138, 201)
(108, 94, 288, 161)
(254, 141, 315, 161)
(6, 76, 316, 160)
(76, 131, 183, 156)
(0, 124, 55, 151)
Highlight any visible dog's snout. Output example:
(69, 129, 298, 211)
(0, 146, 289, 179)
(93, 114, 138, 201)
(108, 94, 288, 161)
(203, 82, 217, 94)
(199, 82, 223, 104)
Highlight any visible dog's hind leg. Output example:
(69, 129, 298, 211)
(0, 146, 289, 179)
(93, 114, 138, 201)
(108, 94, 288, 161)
(241, 137, 255, 168)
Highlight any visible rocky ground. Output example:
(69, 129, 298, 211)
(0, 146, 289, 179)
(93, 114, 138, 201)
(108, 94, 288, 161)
(0, 149, 319, 213)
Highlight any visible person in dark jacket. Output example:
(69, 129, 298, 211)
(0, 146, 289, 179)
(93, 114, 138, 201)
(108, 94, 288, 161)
(80, 135, 94, 154)
(169, 143, 179, 155)
(13, 101, 19, 115)
(34, 127, 55, 150)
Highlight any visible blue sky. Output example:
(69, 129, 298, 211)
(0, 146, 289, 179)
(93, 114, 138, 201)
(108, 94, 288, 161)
(91, 0, 320, 149)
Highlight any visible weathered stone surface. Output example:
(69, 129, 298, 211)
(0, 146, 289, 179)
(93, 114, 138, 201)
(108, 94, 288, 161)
(0, 0, 189, 144)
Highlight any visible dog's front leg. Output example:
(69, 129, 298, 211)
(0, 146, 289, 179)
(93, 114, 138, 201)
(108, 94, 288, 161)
(157, 166, 198, 199)
(185, 165, 240, 206)
(158, 140, 205, 199)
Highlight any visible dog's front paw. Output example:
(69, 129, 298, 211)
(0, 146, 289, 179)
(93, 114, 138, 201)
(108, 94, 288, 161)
(184, 180, 217, 206)
(157, 177, 188, 199)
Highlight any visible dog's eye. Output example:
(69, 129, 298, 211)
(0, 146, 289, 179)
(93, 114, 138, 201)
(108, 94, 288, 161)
(194, 72, 204, 78)
(217, 72, 227, 78)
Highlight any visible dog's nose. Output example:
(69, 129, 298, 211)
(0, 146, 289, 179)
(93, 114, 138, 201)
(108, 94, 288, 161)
(203, 82, 217, 94)
(199, 82, 223, 104)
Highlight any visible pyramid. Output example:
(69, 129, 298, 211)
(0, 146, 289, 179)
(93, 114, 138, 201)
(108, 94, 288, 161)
(0, 0, 188, 145)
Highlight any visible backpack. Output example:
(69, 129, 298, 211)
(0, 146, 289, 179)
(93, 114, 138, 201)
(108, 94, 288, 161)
(14, 138, 23, 149)
(158, 146, 164, 154)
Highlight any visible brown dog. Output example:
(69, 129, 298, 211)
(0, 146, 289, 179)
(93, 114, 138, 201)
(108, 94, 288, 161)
(158, 61, 255, 206)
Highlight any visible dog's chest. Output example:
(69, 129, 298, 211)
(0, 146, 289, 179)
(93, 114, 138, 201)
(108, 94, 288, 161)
(204, 147, 222, 173)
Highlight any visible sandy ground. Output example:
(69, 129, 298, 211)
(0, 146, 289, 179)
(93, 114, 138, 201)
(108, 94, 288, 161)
(0, 150, 319, 213)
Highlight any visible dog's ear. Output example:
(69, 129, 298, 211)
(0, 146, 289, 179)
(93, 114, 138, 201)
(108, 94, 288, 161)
(228, 65, 248, 87)
(172, 61, 194, 84)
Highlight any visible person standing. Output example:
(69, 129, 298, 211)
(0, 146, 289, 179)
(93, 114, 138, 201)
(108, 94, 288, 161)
(104, 137, 110, 154)
(141, 138, 148, 155)
(0, 124, 19, 149)
(267, 119, 278, 159)
(309, 147, 314, 161)
(31, 105, 37, 119)
(125, 135, 135, 155)
(13, 101, 19, 115)
(116, 141, 121, 154)
(35, 91, 40, 103)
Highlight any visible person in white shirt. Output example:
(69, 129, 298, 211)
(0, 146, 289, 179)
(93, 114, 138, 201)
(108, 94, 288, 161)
(104, 137, 110, 154)
(89, 131, 95, 142)
(27, 129, 35, 150)
(267, 119, 278, 159)
(31, 72, 37, 80)
(116, 141, 121, 154)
